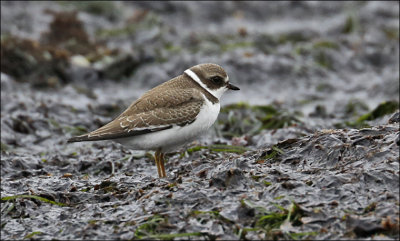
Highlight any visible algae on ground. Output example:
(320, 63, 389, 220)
(1, 195, 67, 207)
(219, 102, 301, 137)
(133, 214, 202, 240)
(357, 101, 399, 122)
(239, 200, 313, 240)
(345, 101, 399, 128)
(186, 144, 248, 155)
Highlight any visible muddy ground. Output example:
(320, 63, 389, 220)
(1, 1, 399, 240)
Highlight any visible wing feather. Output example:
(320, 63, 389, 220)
(68, 87, 204, 142)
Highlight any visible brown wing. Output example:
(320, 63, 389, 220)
(67, 85, 204, 142)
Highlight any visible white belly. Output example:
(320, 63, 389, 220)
(116, 98, 220, 152)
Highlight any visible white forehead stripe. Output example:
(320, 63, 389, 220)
(184, 69, 225, 100)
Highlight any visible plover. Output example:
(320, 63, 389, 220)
(68, 63, 239, 178)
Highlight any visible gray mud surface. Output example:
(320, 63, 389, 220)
(1, 1, 399, 240)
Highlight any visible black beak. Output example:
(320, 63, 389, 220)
(227, 83, 240, 91)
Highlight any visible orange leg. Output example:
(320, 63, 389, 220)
(155, 149, 162, 178)
(160, 152, 166, 178)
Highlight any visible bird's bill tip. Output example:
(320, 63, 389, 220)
(227, 83, 240, 91)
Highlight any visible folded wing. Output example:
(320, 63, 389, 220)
(67, 88, 204, 142)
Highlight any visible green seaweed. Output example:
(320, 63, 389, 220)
(236, 227, 262, 239)
(48, 118, 61, 128)
(1, 195, 66, 207)
(220, 102, 251, 112)
(219, 102, 300, 137)
(190, 209, 232, 224)
(382, 27, 399, 40)
(313, 50, 332, 69)
(185, 146, 208, 155)
(1, 142, 9, 152)
(240, 200, 307, 239)
(273, 196, 285, 201)
(146, 232, 203, 240)
(133, 214, 169, 239)
(357, 101, 399, 122)
(88, 219, 98, 225)
(240, 199, 268, 214)
(345, 101, 399, 128)
(164, 42, 182, 53)
(167, 183, 177, 189)
(191, 210, 220, 217)
(98, 180, 118, 193)
(72, 85, 97, 99)
(254, 33, 279, 54)
(256, 211, 287, 229)
(278, 32, 310, 44)
(288, 231, 318, 239)
(63, 125, 88, 136)
(209, 144, 248, 153)
(263, 181, 272, 186)
(363, 202, 377, 214)
(259, 202, 303, 236)
(251, 175, 263, 181)
(24, 231, 42, 239)
(294, 40, 339, 70)
(50, 118, 88, 136)
(1, 202, 15, 218)
(186, 144, 248, 155)
(313, 41, 339, 50)
(261, 145, 285, 161)
(343, 120, 370, 129)
(345, 99, 369, 117)
(294, 45, 310, 56)
(316, 83, 334, 92)
(342, 15, 355, 34)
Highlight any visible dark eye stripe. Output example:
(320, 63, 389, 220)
(210, 76, 223, 84)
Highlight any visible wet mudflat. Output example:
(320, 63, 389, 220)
(1, 1, 399, 240)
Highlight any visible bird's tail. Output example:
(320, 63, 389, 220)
(67, 133, 120, 142)
(67, 134, 91, 143)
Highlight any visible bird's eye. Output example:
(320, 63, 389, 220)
(210, 76, 223, 85)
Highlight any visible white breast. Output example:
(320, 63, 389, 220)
(116, 95, 220, 152)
